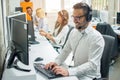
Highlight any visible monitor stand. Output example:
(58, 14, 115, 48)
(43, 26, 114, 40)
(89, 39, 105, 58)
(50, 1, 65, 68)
(28, 36, 40, 44)
(29, 40, 39, 44)
(7, 50, 31, 72)
(13, 59, 31, 72)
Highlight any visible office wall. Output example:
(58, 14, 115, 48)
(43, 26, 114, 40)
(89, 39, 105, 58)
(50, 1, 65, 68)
(115, 0, 119, 11)
(119, 0, 120, 11)
(107, 0, 114, 24)
(47, 12, 57, 32)
(9, 0, 20, 14)
(32, 0, 45, 14)
(0, 0, 6, 76)
(108, 0, 120, 24)
(20, 0, 45, 15)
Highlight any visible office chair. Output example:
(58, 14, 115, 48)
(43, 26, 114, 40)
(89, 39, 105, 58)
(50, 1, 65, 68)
(96, 23, 119, 61)
(53, 25, 74, 53)
(93, 35, 115, 80)
(62, 25, 74, 49)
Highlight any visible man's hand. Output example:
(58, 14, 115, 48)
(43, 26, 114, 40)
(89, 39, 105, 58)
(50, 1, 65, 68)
(39, 29, 45, 32)
(44, 62, 58, 70)
(39, 31, 47, 36)
(39, 29, 47, 36)
(52, 66, 69, 77)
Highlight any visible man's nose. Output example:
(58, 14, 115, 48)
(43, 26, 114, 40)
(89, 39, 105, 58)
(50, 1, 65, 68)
(74, 19, 78, 23)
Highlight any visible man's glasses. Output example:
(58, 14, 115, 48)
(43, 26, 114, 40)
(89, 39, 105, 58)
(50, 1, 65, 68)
(71, 15, 85, 20)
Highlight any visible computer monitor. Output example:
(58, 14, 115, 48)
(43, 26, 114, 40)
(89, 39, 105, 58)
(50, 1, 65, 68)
(15, 7, 23, 12)
(6, 13, 30, 72)
(92, 10, 101, 22)
(28, 20, 39, 44)
(92, 10, 100, 18)
(28, 21, 35, 41)
(117, 12, 120, 24)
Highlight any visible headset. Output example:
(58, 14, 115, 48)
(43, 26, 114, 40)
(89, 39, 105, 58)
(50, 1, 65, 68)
(82, 3, 92, 22)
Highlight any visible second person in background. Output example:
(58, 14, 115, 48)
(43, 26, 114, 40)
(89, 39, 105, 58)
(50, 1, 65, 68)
(40, 10, 69, 47)
(33, 8, 49, 32)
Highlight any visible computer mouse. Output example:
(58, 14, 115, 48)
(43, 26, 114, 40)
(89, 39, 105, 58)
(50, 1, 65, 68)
(118, 27, 120, 30)
(34, 57, 43, 62)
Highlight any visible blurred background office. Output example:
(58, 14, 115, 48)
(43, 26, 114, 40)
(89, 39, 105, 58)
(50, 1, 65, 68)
(0, 0, 120, 80)
(2, 0, 120, 30)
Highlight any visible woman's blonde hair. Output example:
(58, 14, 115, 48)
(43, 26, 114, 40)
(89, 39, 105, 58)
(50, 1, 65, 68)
(54, 10, 69, 35)
(36, 8, 45, 18)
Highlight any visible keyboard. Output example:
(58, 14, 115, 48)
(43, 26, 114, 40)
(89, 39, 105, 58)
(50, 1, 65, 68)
(34, 63, 62, 79)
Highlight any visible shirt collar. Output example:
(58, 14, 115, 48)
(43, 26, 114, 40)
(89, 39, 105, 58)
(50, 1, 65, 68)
(80, 23, 93, 35)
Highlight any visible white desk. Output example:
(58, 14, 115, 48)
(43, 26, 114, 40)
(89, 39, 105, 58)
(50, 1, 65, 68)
(111, 25, 120, 35)
(2, 31, 78, 80)
(113, 30, 120, 35)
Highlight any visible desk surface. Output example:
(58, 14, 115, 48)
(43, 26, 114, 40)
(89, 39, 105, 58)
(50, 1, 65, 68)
(111, 25, 120, 35)
(2, 31, 78, 80)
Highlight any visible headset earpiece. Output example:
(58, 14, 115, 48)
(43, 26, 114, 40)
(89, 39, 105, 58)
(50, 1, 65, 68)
(86, 10, 92, 22)
(83, 3, 92, 22)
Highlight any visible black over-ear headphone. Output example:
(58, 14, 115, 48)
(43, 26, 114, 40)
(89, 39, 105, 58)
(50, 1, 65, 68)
(82, 3, 92, 22)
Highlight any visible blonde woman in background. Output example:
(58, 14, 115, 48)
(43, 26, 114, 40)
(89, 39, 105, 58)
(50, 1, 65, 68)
(33, 8, 49, 32)
(40, 10, 69, 47)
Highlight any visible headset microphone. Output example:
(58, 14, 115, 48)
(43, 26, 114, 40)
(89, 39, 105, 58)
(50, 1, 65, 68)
(78, 26, 82, 29)
(78, 21, 88, 29)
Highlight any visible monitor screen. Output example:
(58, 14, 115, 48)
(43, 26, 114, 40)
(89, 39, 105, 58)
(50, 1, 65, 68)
(6, 13, 29, 71)
(27, 20, 39, 44)
(15, 7, 23, 12)
(7, 13, 26, 43)
(117, 12, 120, 24)
(28, 20, 35, 41)
(12, 18, 28, 64)
(92, 10, 100, 18)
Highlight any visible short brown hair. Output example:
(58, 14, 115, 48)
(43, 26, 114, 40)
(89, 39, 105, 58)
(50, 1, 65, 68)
(26, 7, 32, 10)
(24, 0, 30, 2)
(73, 2, 92, 21)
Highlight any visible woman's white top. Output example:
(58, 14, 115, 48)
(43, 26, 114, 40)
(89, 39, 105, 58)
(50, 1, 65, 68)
(52, 25, 69, 46)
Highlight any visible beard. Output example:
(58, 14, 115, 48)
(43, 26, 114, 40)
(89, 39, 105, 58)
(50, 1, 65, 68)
(75, 22, 84, 29)
(75, 21, 88, 29)
(75, 24, 81, 29)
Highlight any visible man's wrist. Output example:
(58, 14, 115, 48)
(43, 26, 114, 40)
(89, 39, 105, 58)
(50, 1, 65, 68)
(45, 33, 47, 37)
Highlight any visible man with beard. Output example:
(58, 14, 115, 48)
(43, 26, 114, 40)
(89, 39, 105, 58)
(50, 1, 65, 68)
(44, 2, 105, 80)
